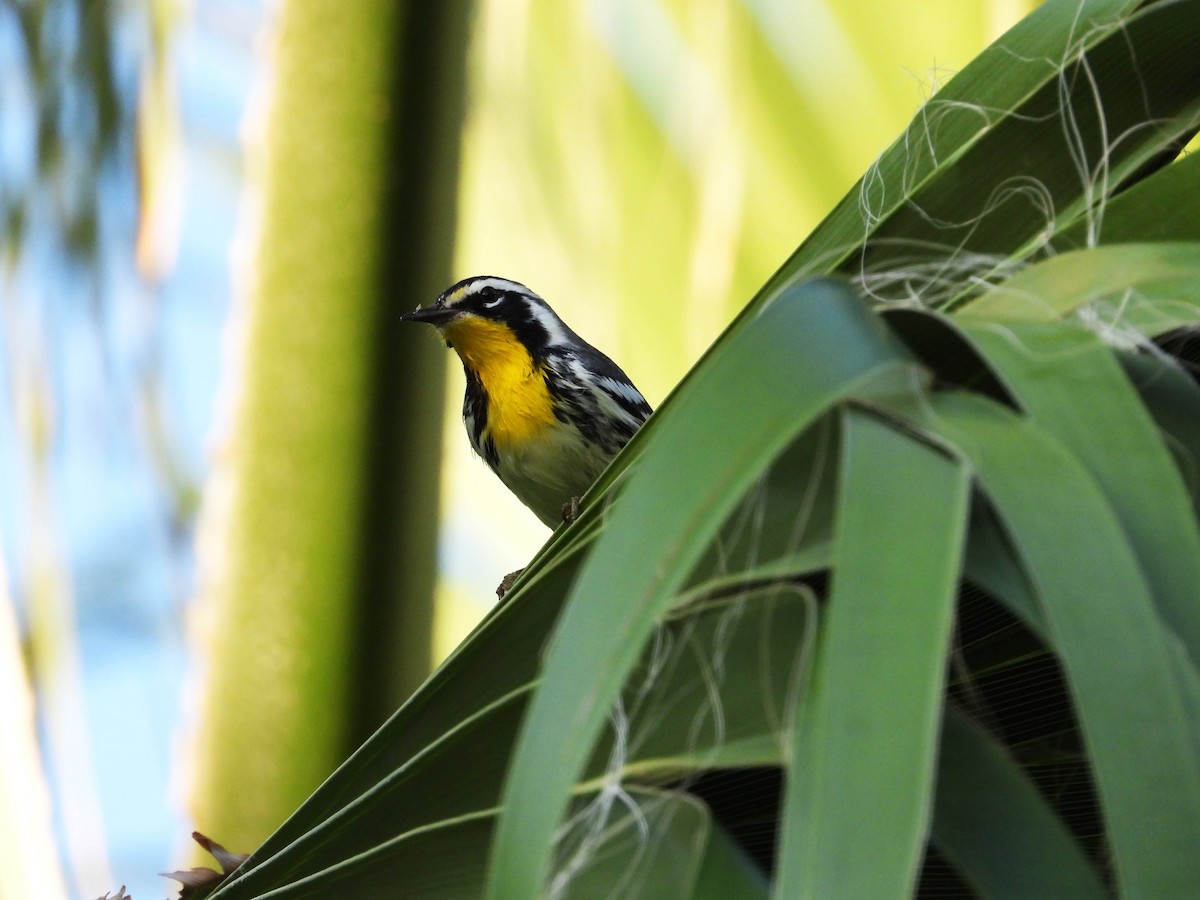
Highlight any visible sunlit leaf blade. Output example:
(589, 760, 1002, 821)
(922, 391, 1200, 897)
(959, 319, 1200, 663)
(955, 242, 1200, 327)
(931, 706, 1108, 898)
(775, 411, 970, 899)
(486, 280, 918, 898)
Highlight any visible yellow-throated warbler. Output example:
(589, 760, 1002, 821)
(402, 276, 652, 528)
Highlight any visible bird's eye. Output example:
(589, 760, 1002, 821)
(482, 291, 504, 309)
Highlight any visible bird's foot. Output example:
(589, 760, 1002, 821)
(496, 568, 524, 599)
(498, 497, 581, 598)
(561, 496, 581, 524)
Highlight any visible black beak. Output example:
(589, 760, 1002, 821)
(401, 305, 458, 326)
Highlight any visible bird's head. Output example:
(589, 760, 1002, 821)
(402, 276, 574, 369)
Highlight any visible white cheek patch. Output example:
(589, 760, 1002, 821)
(526, 299, 570, 346)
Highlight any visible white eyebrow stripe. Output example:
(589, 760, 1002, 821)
(442, 276, 532, 307)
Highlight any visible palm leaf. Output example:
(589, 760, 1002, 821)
(776, 411, 970, 897)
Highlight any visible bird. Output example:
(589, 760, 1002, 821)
(401, 275, 652, 532)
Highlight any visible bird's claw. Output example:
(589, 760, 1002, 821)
(561, 496, 581, 524)
(496, 568, 524, 599)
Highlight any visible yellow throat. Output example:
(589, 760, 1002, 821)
(442, 315, 556, 448)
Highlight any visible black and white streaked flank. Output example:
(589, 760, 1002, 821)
(410, 275, 652, 527)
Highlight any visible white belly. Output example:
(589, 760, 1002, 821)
(493, 423, 611, 527)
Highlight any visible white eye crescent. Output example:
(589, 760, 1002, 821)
(483, 295, 504, 309)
